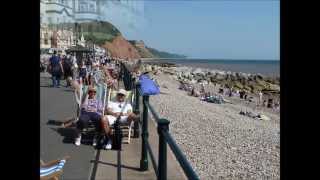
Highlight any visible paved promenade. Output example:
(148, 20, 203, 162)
(40, 72, 186, 180)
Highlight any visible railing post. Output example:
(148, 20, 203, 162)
(158, 119, 170, 180)
(124, 66, 128, 89)
(133, 82, 140, 138)
(140, 95, 149, 171)
(129, 73, 133, 90)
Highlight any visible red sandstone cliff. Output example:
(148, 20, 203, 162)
(102, 35, 141, 59)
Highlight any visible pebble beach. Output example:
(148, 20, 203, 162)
(148, 71, 280, 179)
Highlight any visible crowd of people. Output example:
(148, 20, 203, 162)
(41, 51, 140, 150)
(178, 80, 280, 111)
(41, 51, 124, 88)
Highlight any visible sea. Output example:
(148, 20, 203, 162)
(144, 59, 280, 77)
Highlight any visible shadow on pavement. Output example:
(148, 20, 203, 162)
(50, 127, 77, 144)
(89, 149, 101, 180)
(50, 127, 96, 146)
(47, 119, 64, 126)
(90, 160, 141, 172)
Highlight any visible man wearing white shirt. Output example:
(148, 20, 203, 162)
(101, 89, 138, 150)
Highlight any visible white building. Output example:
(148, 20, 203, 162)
(40, 24, 53, 49)
(40, 0, 145, 50)
(40, 0, 144, 25)
(100, 0, 145, 33)
(41, 0, 100, 24)
(41, 0, 75, 24)
(77, 34, 86, 47)
(56, 29, 75, 50)
(40, 23, 75, 50)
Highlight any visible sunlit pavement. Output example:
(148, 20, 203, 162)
(40, 72, 96, 180)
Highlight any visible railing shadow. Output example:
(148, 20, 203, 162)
(89, 149, 101, 180)
(90, 160, 141, 172)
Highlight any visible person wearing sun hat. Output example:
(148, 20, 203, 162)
(74, 86, 104, 146)
(100, 89, 138, 150)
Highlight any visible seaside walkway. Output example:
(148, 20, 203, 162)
(40, 72, 186, 180)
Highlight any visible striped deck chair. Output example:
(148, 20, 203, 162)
(107, 89, 135, 144)
(74, 78, 89, 121)
(61, 78, 88, 128)
(75, 74, 108, 122)
(40, 156, 69, 180)
(76, 82, 108, 145)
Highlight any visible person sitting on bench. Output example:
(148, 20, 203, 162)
(74, 86, 104, 146)
(101, 89, 138, 150)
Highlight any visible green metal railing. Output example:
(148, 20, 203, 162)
(120, 62, 200, 180)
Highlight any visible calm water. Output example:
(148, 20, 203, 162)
(145, 59, 280, 77)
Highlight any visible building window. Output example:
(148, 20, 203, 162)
(60, 0, 68, 6)
(89, 4, 95, 12)
(78, 0, 97, 13)
(48, 17, 52, 24)
(79, 1, 88, 12)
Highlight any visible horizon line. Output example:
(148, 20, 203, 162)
(147, 57, 280, 61)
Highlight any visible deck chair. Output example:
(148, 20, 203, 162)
(60, 78, 87, 128)
(40, 156, 69, 180)
(77, 83, 108, 140)
(107, 89, 135, 144)
(71, 79, 108, 145)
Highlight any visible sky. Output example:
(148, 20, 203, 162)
(119, 0, 279, 60)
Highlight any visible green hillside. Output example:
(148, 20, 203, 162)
(52, 20, 121, 45)
(146, 47, 187, 58)
(50, 21, 187, 58)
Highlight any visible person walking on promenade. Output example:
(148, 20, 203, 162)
(63, 54, 74, 87)
(71, 54, 78, 80)
(78, 61, 88, 85)
(49, 51, 64, 88)
(86, 56, 92, 73)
